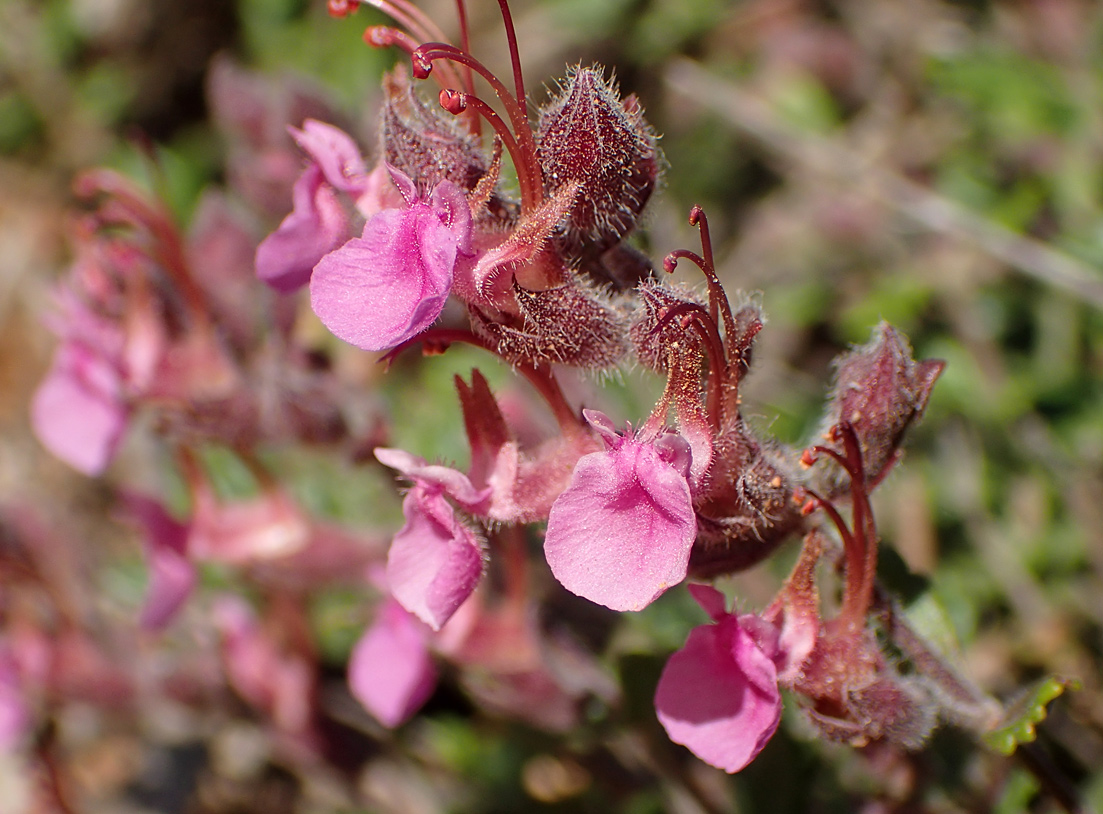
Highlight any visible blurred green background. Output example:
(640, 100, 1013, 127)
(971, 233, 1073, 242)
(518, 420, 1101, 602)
(2, 0, 1103, 811)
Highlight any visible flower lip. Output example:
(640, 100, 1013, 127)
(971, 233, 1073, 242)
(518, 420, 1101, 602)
(544, 413, 697, 611)
(309, 169, 471, 352)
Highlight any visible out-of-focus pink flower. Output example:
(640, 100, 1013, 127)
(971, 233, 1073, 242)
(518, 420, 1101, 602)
(0, 645, 30, 751)
(123, 486, 312, 630)
(348, 597, 437, 728)
(214, 597, 314, 734)
(376, 448, 488, 630)
(310, 167, 472, 351)
(543, 410, 696, 611)
(31, 290, 130, 475)
(654, 584, 782, 773)
(255, 164, 349, 293)
(291, 119, 370, 195)
(188, 484, 310, 565)
(32, 338, 128, 476)
(124, 494, 197, 633)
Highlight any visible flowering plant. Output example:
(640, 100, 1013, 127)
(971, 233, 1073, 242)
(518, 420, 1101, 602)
(9, 0, 1087, 809)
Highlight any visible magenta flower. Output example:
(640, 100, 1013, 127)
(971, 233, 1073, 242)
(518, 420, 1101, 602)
(31, 291, 129, 476)
(123, 494, 197, 632)
(654, 584, 782, 773)
(0, 645, 30, 751)
(348, 597, 437, 728)
(543, 410, 696, 611)
(255, 164, 348, 292)
(254, 120, 371, 292)
(310, 167, 472, 351)
(376, 448, 488, 630)
(214, 598, 314, 734)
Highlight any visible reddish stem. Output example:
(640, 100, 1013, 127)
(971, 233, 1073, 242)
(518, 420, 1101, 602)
(494, 0, 527, 119)
(452, 0, 479, 135)
(439, 89, 533, 205)
(497, 524, 530, 614)
(413, 43, 542, 209)
(365, 26, 463, 92)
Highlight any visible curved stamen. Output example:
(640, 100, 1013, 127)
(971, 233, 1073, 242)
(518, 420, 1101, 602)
(413, 43, 542, 208)
(494, 0, 527, 119)
(804, 423, 879, 626)
(452, 0, 479, 135)
(681, 207, 739, 353)
(665, 244, 738, 373)
(364, 0, 451, 46)
(365, 26, 463, 93)
(439, 90, 534, 208)
(653, 301, 730, 429)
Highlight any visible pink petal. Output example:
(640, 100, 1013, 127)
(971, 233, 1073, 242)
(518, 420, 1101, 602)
(310, 201, 458, 351)
(687, 583, 728, 623)
(655, 617, 782, 773)
(375, 447, 489, 508)
(387, 487, 484, 630)
(256, 164, 349, 292)
(544, 439, 696, 611)
(188, 487, 309, 564)
(214, 597, 313, 732)
(0, 647, 29, 751)
(124, 494, 197, 631)
(31, 342, 127, 475)
(348, 599, 436, 728)
(292, 120, 368, 193)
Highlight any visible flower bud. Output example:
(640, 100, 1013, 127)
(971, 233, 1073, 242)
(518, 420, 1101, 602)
(821, 323, 944, 492)
(536, 66, 661, 250)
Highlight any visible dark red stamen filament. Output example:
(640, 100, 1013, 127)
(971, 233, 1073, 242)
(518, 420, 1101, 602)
(494, 0, 527, 119)
(451, 0, 479, 135)
(439, 89, 528, 192)
(365, 26, 464, 92)
(804, 424, 877, 626)
(652, 301, 729, 429)
(414, 43, 541, 209)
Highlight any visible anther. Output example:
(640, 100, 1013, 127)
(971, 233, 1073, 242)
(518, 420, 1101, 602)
(439, 89, 467, 115)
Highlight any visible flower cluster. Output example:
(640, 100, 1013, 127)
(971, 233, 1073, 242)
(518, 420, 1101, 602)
(25, 0, 1006, 782)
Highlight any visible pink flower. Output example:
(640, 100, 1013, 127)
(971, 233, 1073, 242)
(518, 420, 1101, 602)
(214, 598, 314, 734)
(654, 584, 782, 773)
(0, 645, 30, 751)
(31, 334, 128, 476)
(254, 120, 374, 292)
(123, 494, 197, 632)
(255, 164, 349, 292)
(30, 288, 130, 476)
(376, 448, 488, 630)
(310, 167, 472, 351)
(348, 597, 437, 728)
(123, 486, 311, 631)
(543, 410, 696, 611)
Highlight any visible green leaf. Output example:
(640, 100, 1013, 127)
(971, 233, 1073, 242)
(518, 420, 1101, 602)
(982, 676, 1080, 755)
